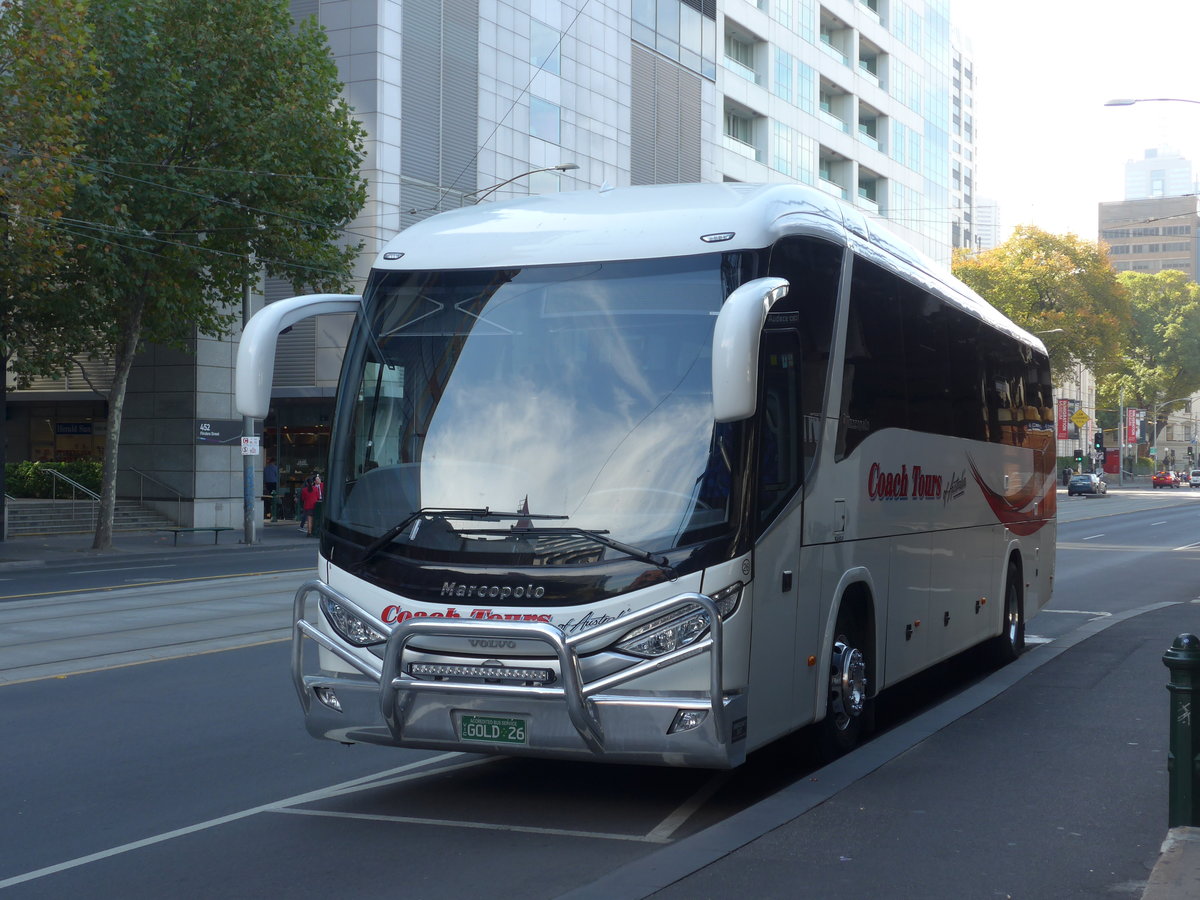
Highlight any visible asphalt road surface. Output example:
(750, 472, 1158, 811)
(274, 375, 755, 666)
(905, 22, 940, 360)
(3, 488, 1198, 898)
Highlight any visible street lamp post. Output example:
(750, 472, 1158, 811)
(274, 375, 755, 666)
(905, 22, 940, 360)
(1105, 98, 1200, 107)
(465, 163, 580, 204)
(406, 163, 579, 216)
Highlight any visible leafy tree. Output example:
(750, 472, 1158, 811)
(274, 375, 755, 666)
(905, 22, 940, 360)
(1100, 269, 1200, 440)
(62, 0, 366, 549)
(952, 226, 1131, 379)
(0, 0, 103, 536)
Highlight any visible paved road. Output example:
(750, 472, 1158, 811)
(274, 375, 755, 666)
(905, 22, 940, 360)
(3, 487, 1198, 897)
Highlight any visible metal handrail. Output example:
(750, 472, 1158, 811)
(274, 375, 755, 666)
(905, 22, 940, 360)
(125, 467, 185, 524)
(43, 470, 100, 523)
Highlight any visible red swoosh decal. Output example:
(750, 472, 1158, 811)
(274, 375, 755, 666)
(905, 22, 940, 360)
(969, 460, 1052, 536)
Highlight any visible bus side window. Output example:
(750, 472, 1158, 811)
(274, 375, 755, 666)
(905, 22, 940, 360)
(758, 329, 803, 529)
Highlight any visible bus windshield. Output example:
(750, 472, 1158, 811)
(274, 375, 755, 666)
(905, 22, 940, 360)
(328, 254, 743, 564)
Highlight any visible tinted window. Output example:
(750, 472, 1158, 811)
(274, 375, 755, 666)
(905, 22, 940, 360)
(838, 256, 1051, 459)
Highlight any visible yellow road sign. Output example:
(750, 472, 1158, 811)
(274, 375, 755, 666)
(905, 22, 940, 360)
(1070, 409, 1091, 428)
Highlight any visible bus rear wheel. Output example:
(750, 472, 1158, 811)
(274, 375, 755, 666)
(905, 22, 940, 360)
(987, 563, 1024, 665)
(818, 613, 873, 760)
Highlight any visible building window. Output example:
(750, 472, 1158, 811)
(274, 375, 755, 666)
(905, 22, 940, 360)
(774, 48, 793, 103)
(531, 20, 560, 74)
(529, 97, 560, 143)
(725, 108, 755, 145)
(724, 29, 761, 84)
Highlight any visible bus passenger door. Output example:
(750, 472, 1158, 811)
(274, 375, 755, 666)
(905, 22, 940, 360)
(747, 330, 816, 743)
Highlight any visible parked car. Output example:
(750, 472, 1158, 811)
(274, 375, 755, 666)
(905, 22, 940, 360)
(1153, 470, 1181, 488)
(1190, 469, 1200, 488)
(1068, 473, 1107, 496)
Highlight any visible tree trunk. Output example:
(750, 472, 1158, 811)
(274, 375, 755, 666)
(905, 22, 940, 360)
(92, 299, 145, 550)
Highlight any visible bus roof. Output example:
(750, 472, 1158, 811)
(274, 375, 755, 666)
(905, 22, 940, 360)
(375, 182, 1044, 354)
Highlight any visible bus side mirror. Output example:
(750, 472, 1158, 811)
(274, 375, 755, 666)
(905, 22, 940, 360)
(236, 293, 362, 419)
(711, 277, 790, 423)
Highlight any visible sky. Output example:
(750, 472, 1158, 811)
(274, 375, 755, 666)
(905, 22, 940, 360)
(950, 0, 1200, 242)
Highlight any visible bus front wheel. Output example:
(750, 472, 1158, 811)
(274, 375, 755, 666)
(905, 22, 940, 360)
(819, 611, 873, 759)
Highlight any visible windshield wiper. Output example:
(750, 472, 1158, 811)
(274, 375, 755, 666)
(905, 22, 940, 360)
(355, 507, 567, 567)
(459, 526, 671, 569)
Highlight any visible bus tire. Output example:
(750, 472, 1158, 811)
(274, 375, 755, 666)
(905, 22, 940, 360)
(987, 562, 1025, 665)
(818, 607, 873, 760)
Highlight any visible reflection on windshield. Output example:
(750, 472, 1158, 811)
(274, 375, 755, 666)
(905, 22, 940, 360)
(329, 255, 740, 561)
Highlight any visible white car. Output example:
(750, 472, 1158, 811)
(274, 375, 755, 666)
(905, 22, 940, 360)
(1190, 469, 1200, 488)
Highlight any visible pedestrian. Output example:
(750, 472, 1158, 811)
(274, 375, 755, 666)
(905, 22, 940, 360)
(263, 458, 279, 520)
(300, 475, 320, 536)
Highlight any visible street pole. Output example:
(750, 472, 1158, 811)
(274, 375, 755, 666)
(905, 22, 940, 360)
(242, 271, 257, 545)
(1119, 389, 1125, 487)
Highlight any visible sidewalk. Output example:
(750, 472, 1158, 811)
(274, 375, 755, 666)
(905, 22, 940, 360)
(566, 600, 1200, 900)
(0, 519, 313, 569)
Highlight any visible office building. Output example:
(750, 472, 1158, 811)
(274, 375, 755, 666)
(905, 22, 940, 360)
(1124, 147, 1195, 201)
(7, 0, 965, 527)
(1099, 195, 1200, 277)
(949, 33, 977, 253)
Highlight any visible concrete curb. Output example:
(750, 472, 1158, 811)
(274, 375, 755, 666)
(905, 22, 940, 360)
(1143, 827, 1200, 899)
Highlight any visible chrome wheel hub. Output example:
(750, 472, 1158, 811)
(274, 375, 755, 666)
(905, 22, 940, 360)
(829, 639, 867, 730)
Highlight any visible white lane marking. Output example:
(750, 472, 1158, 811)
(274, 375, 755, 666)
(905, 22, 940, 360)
(1043, 609, 1112, 618)
(270, 807, 661, 843)
(1024, 635, 1053, 645)
(1081, 534, 1105, 541)
(1152, 521, 1168, 526)
(644, 772, 732, 843)
(0, 752, 468, 889)
(1174, 542, 1200, 551)
(73, 565, 177, 574)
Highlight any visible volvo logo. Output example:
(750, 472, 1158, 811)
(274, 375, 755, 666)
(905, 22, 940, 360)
(469, 639, 517, 649)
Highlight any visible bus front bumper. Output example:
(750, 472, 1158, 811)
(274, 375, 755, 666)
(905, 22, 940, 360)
(292, 580, 748, 769)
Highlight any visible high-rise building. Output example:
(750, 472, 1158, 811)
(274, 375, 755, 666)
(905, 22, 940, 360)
(973, 196, 1000, 251)
(7, 0, 966, 528)
(1124, 147, 1195, 200)
(949, 33, 977, 253)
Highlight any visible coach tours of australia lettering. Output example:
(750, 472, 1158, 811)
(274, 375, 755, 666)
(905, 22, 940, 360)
(381, 595, 636, 636)
(867, 461, 967, 507)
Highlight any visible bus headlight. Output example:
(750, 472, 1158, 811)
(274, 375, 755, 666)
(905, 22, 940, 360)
(319, 596, 388, 647)
(614, 583, 742, 658)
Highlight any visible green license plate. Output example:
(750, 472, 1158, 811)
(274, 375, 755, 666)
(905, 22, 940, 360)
(460, 714, 528, 745)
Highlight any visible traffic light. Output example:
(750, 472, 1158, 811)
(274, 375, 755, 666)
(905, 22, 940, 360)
(1074, 448, 1083, 462)
(1190, 446, 1195, 461)
(1093, 430, 1104, 451)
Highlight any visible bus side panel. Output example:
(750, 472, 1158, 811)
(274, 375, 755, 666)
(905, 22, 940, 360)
(744, 506, 807, 750)
(929, 522, 999, 663)
(884, 532, 932, 685)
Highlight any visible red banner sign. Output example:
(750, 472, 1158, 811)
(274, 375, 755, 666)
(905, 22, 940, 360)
(1126, 408, 1139, 444)
(1057, 399, 1070, 440)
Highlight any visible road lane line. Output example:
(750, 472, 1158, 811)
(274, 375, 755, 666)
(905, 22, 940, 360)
(73, 564, 177, 575)
(1081, 534, 1105, 541)
(1043, 609, 1112, 617)
(644, 772, 732, 843)
(0, 637, 291, 687)
(0, 752, 465, 890)
(270, 807, 660, 842)
(0, 567, 313, 601)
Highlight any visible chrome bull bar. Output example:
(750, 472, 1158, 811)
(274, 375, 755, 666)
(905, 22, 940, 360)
(291, 580, 728, 755)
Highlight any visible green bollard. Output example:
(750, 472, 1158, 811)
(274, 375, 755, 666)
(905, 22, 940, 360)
(1163, 633, 1200, 827)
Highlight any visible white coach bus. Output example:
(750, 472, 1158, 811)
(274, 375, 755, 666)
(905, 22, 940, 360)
(237, 182, 1055, 768)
